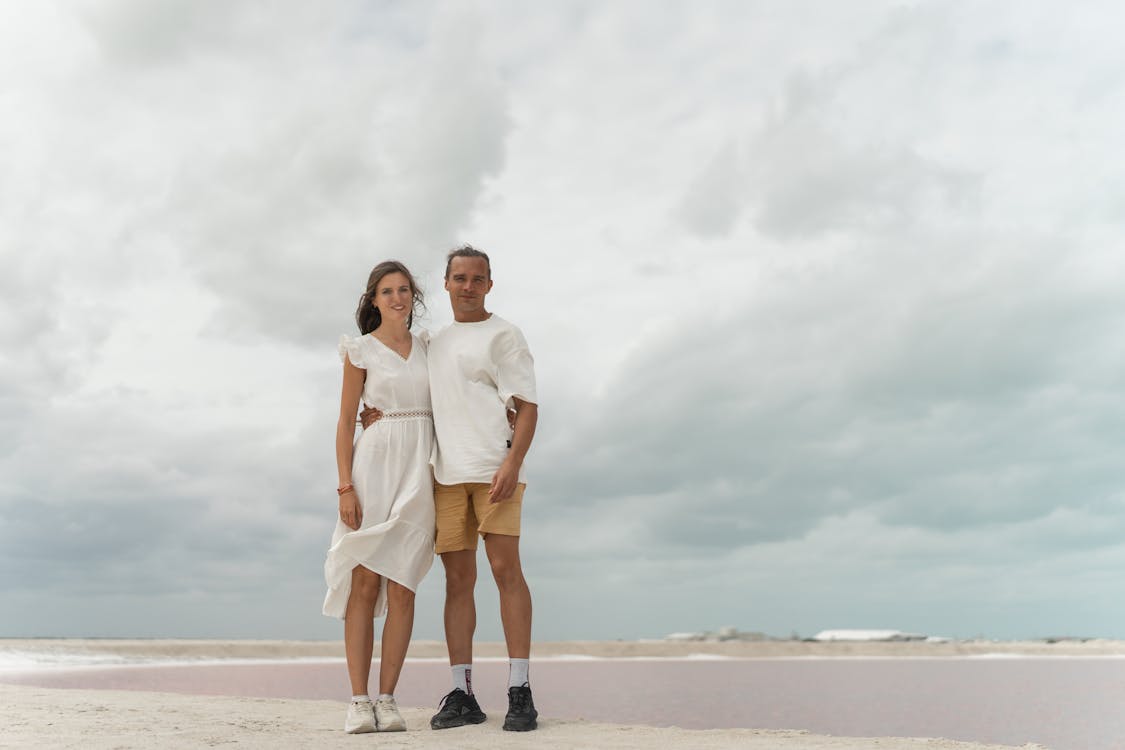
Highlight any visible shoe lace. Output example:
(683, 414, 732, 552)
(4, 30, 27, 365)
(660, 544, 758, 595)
(438, 689, 466, 712)
(509, 686, 531, 712)
(349, 699, 372, 719)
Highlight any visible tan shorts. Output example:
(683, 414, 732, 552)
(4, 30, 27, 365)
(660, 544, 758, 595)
(434, 481, 524, 554)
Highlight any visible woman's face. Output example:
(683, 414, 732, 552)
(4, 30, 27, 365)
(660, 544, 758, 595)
(372, 271, 413, 326)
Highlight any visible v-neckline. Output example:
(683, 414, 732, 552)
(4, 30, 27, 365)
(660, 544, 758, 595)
(368, 332, 413, 363)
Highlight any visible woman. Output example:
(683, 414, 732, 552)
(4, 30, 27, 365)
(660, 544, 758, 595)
(323, 260, 436, 734)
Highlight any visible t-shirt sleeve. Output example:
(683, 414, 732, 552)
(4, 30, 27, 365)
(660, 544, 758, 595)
(338, 334, 366, 369)
(495, 327, 537, 409)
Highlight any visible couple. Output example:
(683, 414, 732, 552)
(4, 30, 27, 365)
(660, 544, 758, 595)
(322, 245, 539, 734)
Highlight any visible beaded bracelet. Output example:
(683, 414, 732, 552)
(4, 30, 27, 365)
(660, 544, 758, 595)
(337, 483, 354, 495)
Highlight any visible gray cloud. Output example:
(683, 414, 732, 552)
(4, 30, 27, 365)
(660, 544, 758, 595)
(11, 2, 510, 351)
(168, 11, 509, 346)
(530, 216, 1125, 577)
(5, 1, 1125, 641)
(677, 143, 743, 238)
(73, 0, 364, 66)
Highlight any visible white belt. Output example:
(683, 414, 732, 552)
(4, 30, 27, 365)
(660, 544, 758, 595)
(377, 409, 433, 421)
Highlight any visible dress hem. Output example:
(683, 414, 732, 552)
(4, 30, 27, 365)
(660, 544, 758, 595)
(323, 519, 435, 621)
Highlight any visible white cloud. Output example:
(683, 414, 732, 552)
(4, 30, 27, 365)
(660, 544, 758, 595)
(4, 0, 1125, 641)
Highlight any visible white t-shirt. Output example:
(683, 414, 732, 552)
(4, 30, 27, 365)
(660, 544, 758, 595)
(427, 314, 537, 485)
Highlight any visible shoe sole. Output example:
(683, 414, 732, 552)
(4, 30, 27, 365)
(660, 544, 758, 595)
(430, 714, 487, 730)
(345, 724, 376, 734)
(503, 713, 538, 732)
(376, 713, 407, 732)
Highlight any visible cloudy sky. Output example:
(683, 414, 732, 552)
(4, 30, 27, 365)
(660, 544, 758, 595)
(3, 0, 1125, 642)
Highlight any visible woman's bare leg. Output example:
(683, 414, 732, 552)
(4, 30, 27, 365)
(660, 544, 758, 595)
(344, 566, 381, 696)
(378, 581, 415, 695)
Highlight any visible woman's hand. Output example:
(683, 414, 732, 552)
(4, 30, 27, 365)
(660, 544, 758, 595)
(339, 489, 363, 530)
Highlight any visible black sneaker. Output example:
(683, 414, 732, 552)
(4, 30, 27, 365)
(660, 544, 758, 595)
(430, 688, 487, 729)
(502, 684, 538, 731)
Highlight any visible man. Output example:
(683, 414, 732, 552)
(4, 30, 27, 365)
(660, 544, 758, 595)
(362, 245, 539, 732)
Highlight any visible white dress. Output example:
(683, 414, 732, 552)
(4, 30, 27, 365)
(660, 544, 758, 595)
(323, 332, 436, 620)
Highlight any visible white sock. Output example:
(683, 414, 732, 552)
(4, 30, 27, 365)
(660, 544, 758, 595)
(452, 663, 473, 694)
(377, 693, 393, 702)
(351, 694, 369, 703)
(508, 658, 530, 688)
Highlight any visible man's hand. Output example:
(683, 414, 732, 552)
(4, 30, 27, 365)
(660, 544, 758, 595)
(489, 458, 520, 504)
(359, 405, 383, 429)
(339, 490, 363, 530)
(491, 399, 535, 503)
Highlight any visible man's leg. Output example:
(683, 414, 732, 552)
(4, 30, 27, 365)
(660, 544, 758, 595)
(441, 549, 478, 666)
(483, 534, 532, 659)
(430, 481, 487, 730)
(474, 483, 536, 730)
(484, 532, 538, 731)
(430, 547, 487, 729)
(434, 482, 480, 676)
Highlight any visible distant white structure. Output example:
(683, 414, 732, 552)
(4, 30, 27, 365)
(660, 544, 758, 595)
(665, 632, 706, 642)
(812, 629, 927, 642)
(663, 627, 769, 643)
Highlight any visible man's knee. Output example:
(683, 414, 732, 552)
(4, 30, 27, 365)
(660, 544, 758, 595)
(442, 551, 477, 594)
(489, 559, 520, 589)
(485, 541, 525, 589)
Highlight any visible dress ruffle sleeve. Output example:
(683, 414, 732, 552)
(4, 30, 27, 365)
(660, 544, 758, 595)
(338, 334, 366, 369)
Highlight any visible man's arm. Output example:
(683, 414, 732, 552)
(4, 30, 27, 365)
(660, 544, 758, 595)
(359, 404, 383, 429)
(489, 397, 538, 503)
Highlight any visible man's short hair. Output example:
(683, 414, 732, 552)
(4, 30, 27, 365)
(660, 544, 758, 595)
(445, 244, 491, 279)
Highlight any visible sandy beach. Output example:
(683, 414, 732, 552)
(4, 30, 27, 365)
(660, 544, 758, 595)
(0, 683, 1046, 750)
(0, 639, 1097, 749)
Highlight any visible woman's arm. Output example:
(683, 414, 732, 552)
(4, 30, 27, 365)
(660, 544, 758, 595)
(336, 358, 366, 529)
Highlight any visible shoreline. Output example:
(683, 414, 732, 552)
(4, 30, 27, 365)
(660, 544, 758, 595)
(2, 637, 1123, 662)
(0, 684, 1046, 750)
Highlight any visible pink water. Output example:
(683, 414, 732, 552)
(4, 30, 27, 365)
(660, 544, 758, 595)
(3, 658, 1120, 749)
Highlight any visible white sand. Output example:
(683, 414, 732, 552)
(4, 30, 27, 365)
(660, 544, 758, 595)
(0, 640, 1085, 748)
(0, 684, 1047, 750)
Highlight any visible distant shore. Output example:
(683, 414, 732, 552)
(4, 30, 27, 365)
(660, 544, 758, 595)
(2, 636, 1123, 662)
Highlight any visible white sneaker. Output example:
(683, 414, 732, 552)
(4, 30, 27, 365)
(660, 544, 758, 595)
(345, 698, 376, 734)
(374, 695, 407, 732)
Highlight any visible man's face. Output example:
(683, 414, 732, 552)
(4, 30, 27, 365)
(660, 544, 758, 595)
(445, 256, 492, 316)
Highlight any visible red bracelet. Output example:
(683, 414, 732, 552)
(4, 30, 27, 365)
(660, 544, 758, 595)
(337, 483, 354, 495)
